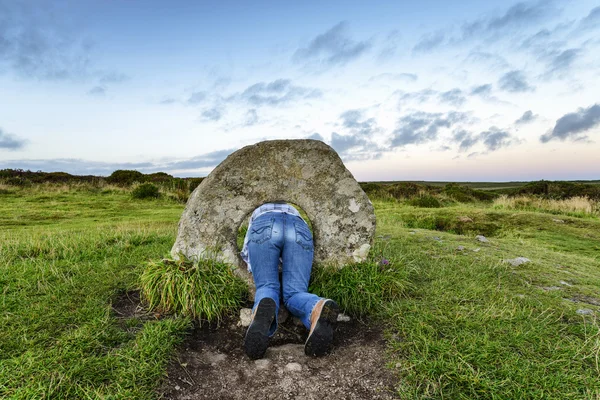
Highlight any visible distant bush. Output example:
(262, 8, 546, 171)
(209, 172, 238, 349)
(443, 183, 497, 202)
(514, 180, 600, 201)
(132, 183, 160, 199)
(146, 172, 173, 183)
(410, 195, 442, 208)
(107, 170, 145, 186)
(188, 178, 205, 193)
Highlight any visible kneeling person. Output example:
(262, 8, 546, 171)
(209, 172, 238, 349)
(240, 202, 339, 359)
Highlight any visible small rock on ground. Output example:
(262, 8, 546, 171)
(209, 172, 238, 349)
(284, 362, 302, 372)
(576, 309, 594, 315)
(457, 246, 465, 251)
(239, 308, 252, 327)
(552, 219, 565, 223)
(475, 235, 489, 243)
(504, 257, 531, 267)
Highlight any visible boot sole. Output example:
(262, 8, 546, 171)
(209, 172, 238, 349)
(305, 300, 339, 357)
(244, 298, 277, 360)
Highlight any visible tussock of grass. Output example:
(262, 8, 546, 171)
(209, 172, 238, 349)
(309, 260, 409, 316)
(494, 194, 599, 217)
(140, 257, 248, 322)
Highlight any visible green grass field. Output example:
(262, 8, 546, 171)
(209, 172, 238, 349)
(1, 185, 599, 399)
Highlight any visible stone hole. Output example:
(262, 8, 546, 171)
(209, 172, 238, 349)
(171, 139, 376, 289)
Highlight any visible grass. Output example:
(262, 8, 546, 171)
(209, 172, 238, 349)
(1, 185, 599, 398)
(140, 258, 247, 322)
(494, 194, 600, 217)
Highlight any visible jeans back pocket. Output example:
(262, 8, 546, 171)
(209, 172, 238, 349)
(294, 222, 313, 251)
(249, 217, 274, 244)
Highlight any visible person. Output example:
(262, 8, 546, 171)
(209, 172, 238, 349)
(240, 202, 339, 359)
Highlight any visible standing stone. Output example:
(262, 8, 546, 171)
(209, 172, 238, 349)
(171, 139, 376, 288)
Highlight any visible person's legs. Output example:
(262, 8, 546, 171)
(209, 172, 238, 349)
(281, 214, 320, 329)
(281, 214, 339, 356)
(245, 213, 284, 359)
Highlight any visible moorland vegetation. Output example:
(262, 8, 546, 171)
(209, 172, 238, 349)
(0, 169, 599, 398)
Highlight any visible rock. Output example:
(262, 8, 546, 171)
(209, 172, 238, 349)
(475, 235, 489, 243)
(171, 140, 377, 291)
(542, 286, 561, 291)
(284, 362, 302, 372)
(457, 246, 465, 251)
(504, 257, 531, 266)
(239, 308, 252, 327)
(457, 216, 473, 222)
(254, 359, 272, 370)
(472, 248, 481, 252)
(576, 309, 594, 315)
(337, 313, 351, 322)
(431, 236, 442, 241)
(559, 280, 572, 287)
(552, 218, 565, 223)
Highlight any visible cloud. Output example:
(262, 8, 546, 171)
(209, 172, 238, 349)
(329, 132, 382, 161)
(98, 71, 129, 84)
(452, 127, 519, 152)
(413, 31, 446, 53)
(0, 148, 240, 176)
(369, 73, 418, 83)
(0, 128, 26, 150)
(244, 109, 258, 126)
(159, 97, 177, 105)
(0, 158, 154, 175)
(579, 6, 600, 31)
(479, 127, 516, 151)
(391, 111, 469, 147)
(439, 89, 466, 107)
(293, 21, 371, 66)
(87, 86, 106, 96)
(398, 89, 438, 103)
(540, 103, 600, 143)
(413, 1, 557, 53)
(498, 70, 534, 92)
(544, 48, 581, 77)
(187, 91, 207, 105)
(239, 79, 322, 106)
(339, 109, 381, 136)
(453, 129, 480, 152)
(515, 110, 537, 124)
(200, 107, 223, 122)
(470, 84, 493, 96)
(163, 149, 235, 170)
(0, 2, 91, 80)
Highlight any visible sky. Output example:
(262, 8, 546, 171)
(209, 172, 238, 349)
(0, 0, 599, 181)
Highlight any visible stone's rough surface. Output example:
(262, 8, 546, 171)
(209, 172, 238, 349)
(171, 139, 376, 286)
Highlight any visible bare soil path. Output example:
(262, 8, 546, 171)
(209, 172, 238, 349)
(159, 314, 399, 399)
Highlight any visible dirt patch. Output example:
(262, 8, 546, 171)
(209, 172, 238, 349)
(160, 314, 399, 399)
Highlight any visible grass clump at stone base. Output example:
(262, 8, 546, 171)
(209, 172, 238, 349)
(141, 257, 248, 323)
(309, 259, 410, 316)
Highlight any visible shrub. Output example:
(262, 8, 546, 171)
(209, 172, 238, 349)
(107, 170, 145, 186)
(309, 261, 408, 316)
(188, 178, 205, 193)
(409, 195, 442, 208)
(140, 258, 248, 322)
(146, 172, 173, 183)
(131, 183, 160, 199)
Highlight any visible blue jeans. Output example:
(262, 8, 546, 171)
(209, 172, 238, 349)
(247, 212, 322, 336)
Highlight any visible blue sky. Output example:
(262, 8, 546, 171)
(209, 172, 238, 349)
(0, 0, 599, 181)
